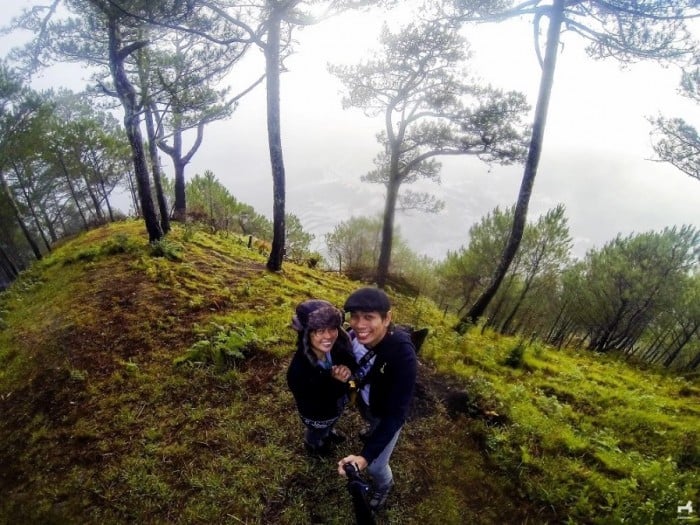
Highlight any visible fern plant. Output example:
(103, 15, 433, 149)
(174, 323, 260, 370)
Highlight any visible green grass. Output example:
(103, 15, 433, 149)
(0, 220, 697, 524)
(423, 334, 699, 524)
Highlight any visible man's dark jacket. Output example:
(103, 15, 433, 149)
(360, 328, 417, 463)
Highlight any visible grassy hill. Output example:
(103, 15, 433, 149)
(0, 220, 697, 524)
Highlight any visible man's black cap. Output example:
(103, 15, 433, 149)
(343, 287, 391, 313)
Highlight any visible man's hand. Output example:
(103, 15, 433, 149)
(331, 365, 351, 382)
(338, 454, 368, 476)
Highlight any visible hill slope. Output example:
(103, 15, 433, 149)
(0, 220, 697, 524)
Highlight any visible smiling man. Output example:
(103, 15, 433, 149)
(337, 287, 417, 513)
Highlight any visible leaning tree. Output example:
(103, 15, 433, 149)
(450, 0, 700, 329)
(0, 63, 51, 262)
(9, 0, 177, 241)
(8, 0, 257, 242)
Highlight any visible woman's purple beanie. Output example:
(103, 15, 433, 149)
(291, 299, 343, 332)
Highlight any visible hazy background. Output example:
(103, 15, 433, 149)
(2, 3, 698, 261)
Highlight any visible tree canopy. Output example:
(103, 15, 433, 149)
(332, 15, 530, 287)
(651, 67, 700, 182)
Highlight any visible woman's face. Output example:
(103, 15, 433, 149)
(309, 327, 338, 354)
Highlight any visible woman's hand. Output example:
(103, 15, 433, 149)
(331, 365, 351, 382)
(337, 454, 368, 476)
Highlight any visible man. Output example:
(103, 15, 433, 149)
(337, 287, 417, 512)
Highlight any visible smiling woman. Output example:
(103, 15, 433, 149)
(309, 326, 339, 357)
(286, 299, 356, 455)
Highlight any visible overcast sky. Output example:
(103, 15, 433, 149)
(2, 2, 699, 261)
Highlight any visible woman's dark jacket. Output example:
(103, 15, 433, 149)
(287, 329, 357, 420)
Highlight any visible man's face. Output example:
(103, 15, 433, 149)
(348, 310, 391, 348)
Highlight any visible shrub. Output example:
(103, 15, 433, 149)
(504, 341, 526, 368)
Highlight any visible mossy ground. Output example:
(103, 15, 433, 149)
(0, 220, 697, 524)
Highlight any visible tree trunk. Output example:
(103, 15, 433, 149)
(264, 11, 286, 272)
(687, 350, 700, 371)
(0, 244, 19, 279)
(79, 162, 105, 223)
(169, 121, 188, 222)
(640, 327, 667, 360)
(156, 108, 204, 223)
(57, 150, 89, 230)
(144, 103, 170, 233)
(553, 318, 574, 349)
(87, 150, 115, 223)
(51, 193, 68, 236)
(39, 203, 58, 244)
(500, 282, 530, 334)
(663, 322, 699, 368)
(376, 169, 400, 288)
(97, 173, 116, 222)
(13, 162, 51, 252)
(486, 262, 521, 329)
(126, 168, 141, 217)
(0, 171, 42, 261)
(172, 156, 186, 221)
(87, 150, 115, 222)
(545, 299, 568, 343)
(107, 18, 162, 243)
(590, 300, 628, 352)
(460, 0, 564, 330)
(456, 280, 479, 316)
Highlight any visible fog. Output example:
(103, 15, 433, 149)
(2, 4, 698, 261)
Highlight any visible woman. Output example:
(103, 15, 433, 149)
(287, 299, 356, 455)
